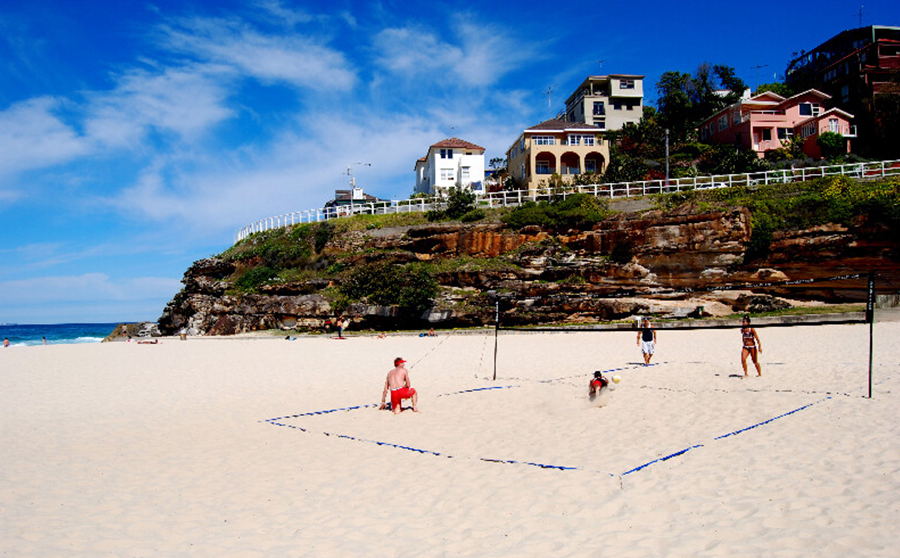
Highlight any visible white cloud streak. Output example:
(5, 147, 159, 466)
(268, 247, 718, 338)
(84, 65, 235, 146)
(0, 273, 181, 304)
(0, 97, 90, 177)
(157, 16, 357, 90)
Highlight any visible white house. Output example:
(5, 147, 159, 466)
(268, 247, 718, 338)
(414, 138, 486, 196)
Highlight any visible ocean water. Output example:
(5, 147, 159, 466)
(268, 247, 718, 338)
(0, 323, 120, 347)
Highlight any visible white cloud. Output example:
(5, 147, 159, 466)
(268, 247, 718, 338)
(84, 65, 235, 146)
(0, 97, 90, 176)
(157, 15, 357, 90)
(372, 17, 538, 87)
(0, 273, 181, 304)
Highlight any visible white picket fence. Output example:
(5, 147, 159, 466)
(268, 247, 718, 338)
(234, 159, 900, 243)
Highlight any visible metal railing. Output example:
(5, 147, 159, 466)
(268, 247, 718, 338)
(234, 158, 900, 243)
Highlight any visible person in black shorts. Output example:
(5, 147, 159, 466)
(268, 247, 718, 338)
(636, 318, 657, 365)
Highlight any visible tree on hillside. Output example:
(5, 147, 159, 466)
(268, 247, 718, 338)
(656, 64, 747, 141)
(756, 82, 793, 97)
(816, 131, 847, 161)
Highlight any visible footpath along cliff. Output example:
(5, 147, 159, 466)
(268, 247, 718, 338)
(158, 179, 900, 335)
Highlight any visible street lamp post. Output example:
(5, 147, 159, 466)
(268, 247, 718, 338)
(665, 128, 670, 187)
(346, 162, 371, 216)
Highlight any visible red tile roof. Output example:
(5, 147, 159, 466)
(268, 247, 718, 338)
(430, 137, 485, 151)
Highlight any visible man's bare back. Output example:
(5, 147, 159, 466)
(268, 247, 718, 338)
(385, 366, 410, 390)
(380, 358, 419, 413)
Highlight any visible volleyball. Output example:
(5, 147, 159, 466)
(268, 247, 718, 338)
(612, 374, 621, 384)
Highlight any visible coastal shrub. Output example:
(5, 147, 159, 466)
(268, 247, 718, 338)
(234, 266, 278, 292)
(313, 222, 334, 253)
(460, 208, 486, 222)
(339, 261, 438, 315)
(425, 208, 446, 221)
(502, 194, 610, 230)
(445, 185, 477, 219)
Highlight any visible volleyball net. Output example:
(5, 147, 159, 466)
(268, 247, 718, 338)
(491, 272, 882, 396)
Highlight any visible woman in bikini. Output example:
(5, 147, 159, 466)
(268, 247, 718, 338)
(740, 315, 762, 377)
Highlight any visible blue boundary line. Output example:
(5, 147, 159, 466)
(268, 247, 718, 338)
(263, 367, 863, 476)
(622, 445, 704, 476)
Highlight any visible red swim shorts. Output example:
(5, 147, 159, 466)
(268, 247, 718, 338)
(390, 387, 416, 409)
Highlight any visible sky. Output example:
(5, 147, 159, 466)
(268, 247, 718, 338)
(1, 0, 897, 324)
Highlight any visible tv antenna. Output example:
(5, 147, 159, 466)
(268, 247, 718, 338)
(543, 85, 558, 117)
(750, 64, 769, 92)
(597, 59, 606, 72)
(857, 5, 864, 27)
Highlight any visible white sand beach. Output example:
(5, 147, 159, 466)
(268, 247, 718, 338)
(2, 321, 899, 557)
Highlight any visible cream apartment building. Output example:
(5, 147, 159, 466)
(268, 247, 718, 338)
(563, 74, 644, 131)
(506, 119, 609, 192)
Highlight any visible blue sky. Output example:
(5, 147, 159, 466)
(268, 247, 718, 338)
(1, 0, 897, 324)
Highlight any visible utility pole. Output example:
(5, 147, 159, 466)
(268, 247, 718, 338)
(345, 162, 371, 216)
(665, 128, 670, 187)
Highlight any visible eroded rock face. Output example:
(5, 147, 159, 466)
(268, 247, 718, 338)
(157, 210, 900, 335)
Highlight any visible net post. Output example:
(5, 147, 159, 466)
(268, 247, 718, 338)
(493, 300, 500, 381)
(867, 271, 875, 399)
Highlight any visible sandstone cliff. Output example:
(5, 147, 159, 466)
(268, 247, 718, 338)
(157, 204, 900, 336)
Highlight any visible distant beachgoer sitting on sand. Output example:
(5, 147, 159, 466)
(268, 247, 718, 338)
(137, 339, 159, 345)
(588, 371, 609, 397)
(740, 315, 763, 377)
(379, 357, 419, 414)
(377, 332, 387, 339)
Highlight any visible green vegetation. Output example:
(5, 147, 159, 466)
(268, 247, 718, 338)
(653, 176, 900, 260)
(426, 184, 478, 221)
(502, 193, 610, 229)
(338, 260, 438, 315)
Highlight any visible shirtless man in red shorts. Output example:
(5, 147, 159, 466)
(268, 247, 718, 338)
(379, 357, 420, 414)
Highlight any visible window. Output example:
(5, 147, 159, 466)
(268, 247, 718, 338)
(701, 127, 708, 140)
(595, 119, 606, 129)
(461, 167, 470, 181)
(533, 136, 555, 145)
(440, 149, 453, 159)
(619, 79, 635, 89)
(761, 128, 772, 141)
(612, 103, 622, 110)
(585, 160, 597, 173)
(841, 85, 850, 103)
(733, 111, 742, 126)
(829, 118, 839, 133)
(777, 127, 793, 140)
(801, 122, 816, 138)
(520, 163, 526, 179)
(536, 161, 551, 174)
(593, 101, 605, 116)
(567, 134, 594, 146)
(718, 115, 728, 131)
(799, 103, 821, 116)
(440, 168, 454, 181)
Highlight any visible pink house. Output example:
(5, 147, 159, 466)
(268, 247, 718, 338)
(698, 89, 856, 158)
